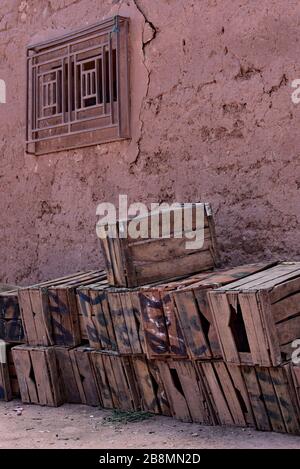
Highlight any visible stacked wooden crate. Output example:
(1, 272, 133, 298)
(4, 203, 300, 436)
(11, 271, 107, 406)
(208, 262, 300, 434)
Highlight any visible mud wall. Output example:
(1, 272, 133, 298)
(0, 0, 299, 284)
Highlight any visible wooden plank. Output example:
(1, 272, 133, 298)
(18, 289, 38, 345)
(91, 352, 114, 409)
(256, 367, 286, 433)
(276, 316, 300, 347)
(270, 276, 300, 304)
(172, 360, 215, 424)
(238, 292, 271, 366)
(132, 356, 160, 414)
(135, 250, 214, 286)
(161, 292, 187, 357)
(269, 367, 300, 435)
(55, 347, 81, 404)
(208, 292, 240, 363)
(148, 360, 171, 416)
(139, 291, 169, 358)
(120, 292, 142, 354)
(199, 362, 233, 425)
(193, 288, 222, 358)
(272, 291, 300, 323)
(109, 291, 131, 354)
(173, 290, 210, 359)
(156, 360, 191, 422)
(242, 365, 271, 431)
(69, 347, 100, 406)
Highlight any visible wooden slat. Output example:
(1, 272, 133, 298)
(242, 365, 271, 431)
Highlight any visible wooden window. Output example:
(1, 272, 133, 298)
(26, 16, 130, 155)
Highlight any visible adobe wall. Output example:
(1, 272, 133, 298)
(0, 0, 299, 284)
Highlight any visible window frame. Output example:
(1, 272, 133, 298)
(26, 16, 130, 155)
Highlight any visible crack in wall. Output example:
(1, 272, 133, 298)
(131, 0, 157, 168)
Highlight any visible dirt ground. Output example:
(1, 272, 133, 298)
(0, 400, 300, 449)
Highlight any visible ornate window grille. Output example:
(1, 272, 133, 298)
(26, 16, 130, 155)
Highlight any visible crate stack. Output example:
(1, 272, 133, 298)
(1, 202, 300, 436)
(5, 271, 106, 406)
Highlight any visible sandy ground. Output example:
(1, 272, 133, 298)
(0, 400, 300, 449)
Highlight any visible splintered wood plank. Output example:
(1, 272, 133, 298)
(148, 361, 171, 417)
(193, 288, 222, 358)
(213, 362, 244, 425)
(156, 360, 191, 423)
(228, 364, 254, 427)
(139, 291, 169, 358)
(208, 292, 240, 363)
(161, 292, 187, 357)
(242, 365, 271, 431)
(173, 290, 210, 359)
(172, 360, 213, 424)
(238, 292, 270, 366)
(132, 356, 160, 414)
(269, 367, 300, 435)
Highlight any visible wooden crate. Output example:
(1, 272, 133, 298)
(139, 262, 275, 360)
(242, 364, 300, 434)
(208, 262, 300, 366)
(196, 361, 254, 427)
(18, 270, 106, 347)
(68, 346, 100, 406)
(12, 345, 63, 406)
(0, 288, 25, 343)
(98, 203, 219, 288)
(77, 282, 146, 354)
(155, 359, 217, 424)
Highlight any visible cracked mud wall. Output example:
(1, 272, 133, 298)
(0, 0, 300, 284)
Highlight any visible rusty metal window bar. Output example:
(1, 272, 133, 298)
(26, 16, 130, 155)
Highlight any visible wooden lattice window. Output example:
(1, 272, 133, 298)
(26, 16, 130, 155)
